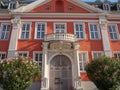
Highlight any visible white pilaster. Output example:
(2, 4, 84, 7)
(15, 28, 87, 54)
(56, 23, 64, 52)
(99, 16, 112, 57)
(7, 16, 21, 58)
(73, 42, 83, 90)
(41, 42, 49, 90)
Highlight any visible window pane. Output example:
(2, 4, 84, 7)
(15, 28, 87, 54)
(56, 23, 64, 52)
(5, 32, 9, 39)
(1, 32, 5, 39)
(110, 33, 114, 39)
(109, 26, 112, 32)
(80, 32, 84, 38)
(21, 32, 25, 38)
(37, 32, 40, 38)
(41, 32, 45, 38)
(114, 33, 118, 39)
(76, 32, 79, 38)
(91, 32, 94, 39)
(75, 24, 79, 31)
(26, 32, 29, 39)
(90, 24, 93, 31)
(95, 32, 98, 39)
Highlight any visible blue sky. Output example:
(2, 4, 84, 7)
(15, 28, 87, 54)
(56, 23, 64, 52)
(82, 0, 118, 2)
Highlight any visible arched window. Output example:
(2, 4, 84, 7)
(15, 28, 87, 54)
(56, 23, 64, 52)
(117, 4, 120, 11)
(103, 3, 110, 11)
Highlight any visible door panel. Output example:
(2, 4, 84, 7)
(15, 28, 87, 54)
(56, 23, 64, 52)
(50, 55, 72, 90)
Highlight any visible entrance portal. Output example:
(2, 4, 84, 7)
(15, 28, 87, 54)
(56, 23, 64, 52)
(50, 55, 72, 90)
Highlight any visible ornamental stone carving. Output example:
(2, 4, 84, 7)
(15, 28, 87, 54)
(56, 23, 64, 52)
(49, 42, 73, 50)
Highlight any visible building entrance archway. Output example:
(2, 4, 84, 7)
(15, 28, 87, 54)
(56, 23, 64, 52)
(50, 55, 73, 90)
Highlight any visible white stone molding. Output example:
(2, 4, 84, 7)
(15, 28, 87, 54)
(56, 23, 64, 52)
(99, 16, 112, 57)
(7, 16, 21, 58)
(41, 41, 82, 90)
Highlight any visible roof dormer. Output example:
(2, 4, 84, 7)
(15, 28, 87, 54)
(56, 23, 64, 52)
(8, 1, 19, 10)
(117, 0, 120, 11)
(103, 0, 111, 11)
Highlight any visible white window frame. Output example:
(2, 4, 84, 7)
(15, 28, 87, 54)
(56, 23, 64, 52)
(0, 52, 6, 60)
(17, 51, 29, 57)
(19, 22, 31, 39)
(54, 23, 67, 33)
(35, 22, 46, 39)
(74, 23, 86, 39)
(103, 4, 110, 11)
(108, 24, 119, 40)
(92, 51, 105, 59)
(0, 23, 10, 40)
(79, 51, 88, 72)
(89, 23, 101, 40)
(117, 4, 120, 11)
(113, 51, 120, 59)
(33, 51, 42, 66)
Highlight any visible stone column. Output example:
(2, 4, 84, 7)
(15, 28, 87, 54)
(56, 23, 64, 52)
(73, 42, 83, 90)
(99, 16, 112, 57)
(41, 42, 49, 90)
(7, 16, 21, 58)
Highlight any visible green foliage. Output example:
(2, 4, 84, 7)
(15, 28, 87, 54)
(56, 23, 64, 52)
(0, 57, 41, 90)
(85, 56, 120, 90)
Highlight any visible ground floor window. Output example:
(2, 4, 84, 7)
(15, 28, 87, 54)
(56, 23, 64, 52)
(79, 52, 88, 72)
(17, 51, 29, 57)
(33, 52, 42, 67)
(114, 52, 120, 59)
(0, 52, 6, 60)
(92, 51, 104, 59)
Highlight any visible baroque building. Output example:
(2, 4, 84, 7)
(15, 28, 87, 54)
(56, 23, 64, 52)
(0, 0, 120, 90)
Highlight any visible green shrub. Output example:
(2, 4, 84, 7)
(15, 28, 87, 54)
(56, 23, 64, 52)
(85, 56, 120, 90)
(0, 56, 41, 90)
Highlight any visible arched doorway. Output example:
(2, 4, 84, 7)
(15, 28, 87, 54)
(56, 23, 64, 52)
(50, 55, 73, 90)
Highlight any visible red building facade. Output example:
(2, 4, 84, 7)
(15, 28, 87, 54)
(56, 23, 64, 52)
(0, 0, 120, 90)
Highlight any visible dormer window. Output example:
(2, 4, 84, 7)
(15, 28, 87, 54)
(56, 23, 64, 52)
(103, 4, 110, 11)
(8, 2, 16, 9)
(117, 4, 120, 11)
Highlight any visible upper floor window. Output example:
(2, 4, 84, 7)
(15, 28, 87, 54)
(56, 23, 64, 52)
(108, 24, 119, 40)
(0, 52, 6, 60)
(75, 23, 85, 39)
(20, 23, 31, 39)
(17, 51, 29, 57)
(0, 24, 10, 40)
(89, 24, 100, 39)
(33, 52, 42, 67)
(103, 4, 110, 11)
(117, 4, 120, 11)
(92, 51, 104, 59)
(79, 52, 88, 72)
(54, 23, 66, 33)
(35, 23, 45, 39)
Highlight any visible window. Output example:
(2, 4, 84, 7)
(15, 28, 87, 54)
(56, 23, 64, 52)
(0, 24, 10, 40)
(103, 4, 110, 11)
(75, 23, 85, 39)
(114, 52, 120, 59)
(79, 52, 88, 72)
(17, 51, 29, 57)
(20, 23, 30, 39)
(33, 52, 42, 67)
(8, 2, 16, 9)
(117, 4, 120, 11)
(54, 23, 66, 33)
(108, 25, 119, 40)
(89, 24, 100, 39)
(35, 23, 45, 39)
(92, 51, 104, 59)
(0, 52, 6, 60)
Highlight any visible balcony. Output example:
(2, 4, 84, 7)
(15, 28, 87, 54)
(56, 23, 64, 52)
(44, 33, 77, 42)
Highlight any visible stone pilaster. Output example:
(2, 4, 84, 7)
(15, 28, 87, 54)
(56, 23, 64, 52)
(41, 42, 49, 90)
(73, 42, 83, 90)
(7, 16, 21, 58)
(99, 16, 112, 57)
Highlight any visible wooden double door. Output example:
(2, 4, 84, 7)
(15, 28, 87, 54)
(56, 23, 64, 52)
(50, 55, 73, 90)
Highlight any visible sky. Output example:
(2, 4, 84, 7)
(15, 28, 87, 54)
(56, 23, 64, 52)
(82, 0, 118, 2)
